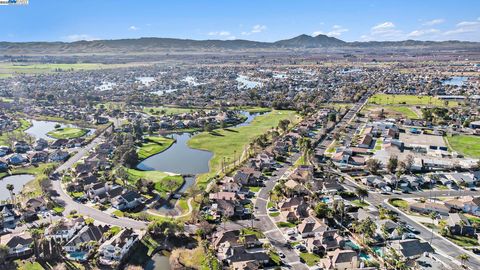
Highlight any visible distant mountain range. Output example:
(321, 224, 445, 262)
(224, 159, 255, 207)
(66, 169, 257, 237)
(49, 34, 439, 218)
(1, 34, 478, 54)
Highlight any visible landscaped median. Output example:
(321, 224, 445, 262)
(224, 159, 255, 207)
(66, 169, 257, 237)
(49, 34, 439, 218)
(47, 127, 89, 139)
(137, 136, 175, 160)
(188, 110, 301, 187)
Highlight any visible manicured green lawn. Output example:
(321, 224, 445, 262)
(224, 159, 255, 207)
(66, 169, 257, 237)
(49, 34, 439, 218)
(5, 163, 58, 197)
(387, 106, 420, 119)
(351, 199, 369, 208)
(0, 62, 135, 76)
(389, 198, 409, 211)
(143, 106, 198, 115)
(239, 106, 272, 113)
(249, 186, 261, 192)
(269, 212, 280, 217)
(446, 234, 479, 247)
(369, 94, 457, 107)
(126, 168, 184, 195)
(277, 221, 296, 228)
(300, 252, 322, 266)
(465, 214, 480, 225)
(138, 136, 175, 160)
(47, 127, 88, 139)
(188, 110, 301, 187)
(0, 119, 32, 145)
(446, 135, 480, 158)
(16, 261, 45, 270)
(241, 227, 265, 238)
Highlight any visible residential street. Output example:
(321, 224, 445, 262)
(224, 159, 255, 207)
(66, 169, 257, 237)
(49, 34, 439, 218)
(51, 128, 148, 230)
(341, 175, 480, 269)
(253, 152, 309, 270)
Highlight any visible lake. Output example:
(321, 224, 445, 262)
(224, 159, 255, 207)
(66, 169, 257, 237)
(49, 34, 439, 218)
(0, 174, 34, 201)
(136, 133, 213, 175)
(25, 120, 93, 140)
(95, 82, 116, 91)
(182, 76, 202, 86)
(442, 76, 468, 86)
(137, 111, 264, 191)
(152, 89, 178, 96)
(236, 75, 262, 89)
(137, 77, 156, 86)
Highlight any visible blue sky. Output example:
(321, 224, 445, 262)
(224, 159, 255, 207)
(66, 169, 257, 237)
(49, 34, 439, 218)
(0, 0, 479, 42)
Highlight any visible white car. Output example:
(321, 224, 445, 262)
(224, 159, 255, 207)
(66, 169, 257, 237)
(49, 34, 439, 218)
(286, 229, 296, 235)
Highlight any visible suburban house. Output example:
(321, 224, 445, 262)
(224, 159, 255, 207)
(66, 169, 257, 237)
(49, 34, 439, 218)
(320, 248, 359, 270)
(63, 224, 109, 257)
(409, 202, 450, 216)
(0, 231, 33, 259)
(112, 190, 144, 211)
(45, 217, 85, 242)
(389, 239, 434, 260)
(297, 217, 327, 238)
(446, 213, 475, 236)
(98, 229, 142, 265)
(444, 196, 480, 216)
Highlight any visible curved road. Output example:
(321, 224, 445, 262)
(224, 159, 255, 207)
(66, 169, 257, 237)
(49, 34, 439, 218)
(51, 130, 147, 230)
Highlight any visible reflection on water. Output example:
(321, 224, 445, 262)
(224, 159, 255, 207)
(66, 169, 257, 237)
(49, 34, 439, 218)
(25, 120, 93, 140)
(0, 174, 34, 201)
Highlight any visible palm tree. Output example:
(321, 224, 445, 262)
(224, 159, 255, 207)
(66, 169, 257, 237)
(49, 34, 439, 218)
(458, 253, 470, 268)
(6, 184, 14, 204)
(355, 187, 368, 202)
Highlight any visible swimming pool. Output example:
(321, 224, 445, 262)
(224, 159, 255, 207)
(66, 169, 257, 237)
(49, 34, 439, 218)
(67, 251, 88, 261)
(344, 240, 360, 250)
(373, 246, 384, 257)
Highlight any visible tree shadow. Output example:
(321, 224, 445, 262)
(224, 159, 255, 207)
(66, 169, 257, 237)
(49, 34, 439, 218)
(224, 128, 239, 133)
(209, 131, 224, 136)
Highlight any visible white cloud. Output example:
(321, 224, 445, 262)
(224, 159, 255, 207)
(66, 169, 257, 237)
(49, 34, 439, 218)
(362, 21, 403, 40)
(241, 24, 267, 36)
(312, 25, 348, 37)
(372, 21, 395, 31)
(407, 28, 440, 38)
(129, 26, 139, 31)
(423, 19, 445, 26)
(444, 19, 480, 37)
(251, 24, 267, 33)
(208, 31, 231, 36)
(207, 31, 235, 39)
(64, 34, 98, 42)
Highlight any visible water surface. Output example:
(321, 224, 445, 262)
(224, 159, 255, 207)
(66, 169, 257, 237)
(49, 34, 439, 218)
(0, 174, 34, 201)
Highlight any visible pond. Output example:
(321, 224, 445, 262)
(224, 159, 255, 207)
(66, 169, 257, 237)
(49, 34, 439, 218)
(0, 174, 34, 201)
(152, 89, 178, 96)
(442, 76, 468, 86)
(144, 253, 171, 270)
(137, 77, 156, 86)
(137, 111, 264, 195)
(137, 133, 213, 175)
(182, 76, 202, 86)
(95, 82, 116, 91)
(25, 120, 93, 140)
(236, 75, 262, 89)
